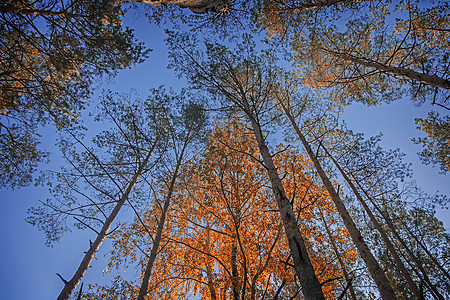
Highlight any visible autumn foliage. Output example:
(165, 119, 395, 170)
(83, 118, 357, 299)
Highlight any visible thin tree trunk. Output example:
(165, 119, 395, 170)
(57, 151, 153, 300)
(279, 103, 397, 300)
(136, 139, 188, 300)
(247, 115, 325, 300)
(358, 187, 446, 300)
(323, 145, 421, 298)
(231, 243, 240, 300)
(320, 48, 450, 90)
(396, 216, 450, 281)
(205, 225, 218, 300)
(318, 210, 357, 300)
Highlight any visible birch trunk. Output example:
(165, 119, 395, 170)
(205, 225, 218, 300)
(323, 146, 421, 299)
(231, 243, 239, 300)
(279, 104, 397, 300)
(57, 151, 153, 300)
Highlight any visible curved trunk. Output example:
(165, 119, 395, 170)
(319, 47, 450, 91)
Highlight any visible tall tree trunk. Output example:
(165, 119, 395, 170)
(323, 145, 421, 299)
(231, 243, 240, 300)
(205, 225, 218, 300)
(247, 115, 325, 300)
(358, 186, 446, 300)
(136, 139, 188, 300)
(276, 0, 360, 12)
(133, 0, 228, 14)
(279, 103, 397, 300)
(318, 209, 357, 300)
(395, 216, 450, 282)
(57, 151, 153, 300)
(318, 47, 450, 90)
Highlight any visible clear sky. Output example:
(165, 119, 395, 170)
(0, 5, 448, 300)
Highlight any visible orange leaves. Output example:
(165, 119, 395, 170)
(95, 118, 358, 299)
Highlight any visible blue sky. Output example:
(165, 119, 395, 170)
(0, 5, 448, 300)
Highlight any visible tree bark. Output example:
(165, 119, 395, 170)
(247, 114, 325, 300)
(231, 243, 240, 300)
(205, 225, 218, 300)
(279, 103, 397, 300)
(359, 188, 446, 300)
(134, 0, 228, 14)
(57, 150, 153, 300)
(319, 47, 450, 91)
(323, 145, 421, 299)
(318, 209, 357, 300)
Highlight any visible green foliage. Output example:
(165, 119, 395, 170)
(413, 111, 450, 174)
(0, 0, 149, 188)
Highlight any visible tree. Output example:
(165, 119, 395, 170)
(136, 99, 208, 300)
(413, 111, 450, 174)
(260, 0, 450, 107)
(168, 33, 330, 299)
(320, 126, 449, 298)
(0, 0, 148, 187)
(273, 89, 397, 299)
(87, 118, 358, 299)
(132, 0, 230, 14)
(27, 90, 168, 300)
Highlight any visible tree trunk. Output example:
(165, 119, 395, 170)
(323, 145, 421, 299)
(359, 188, 446, 300)
(247, 115, 325, 300)
(134, 0, 228, 14)
(277, 0, 360, 12)
(396, 216, 450, 282)
(319, 47, 450, 90)
(231, 243, 240, 300)
(136, 139, 188, 300)
(318, 209, 357, 300)
(205, 225, 218, 300)
(279, 103, 397, 300)
(57, 151, 153, 300)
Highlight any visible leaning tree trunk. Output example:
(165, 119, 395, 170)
(136, 137, 189, 300)
(279, 103, 397, 300)
(247, 113, 325, 300)
(323, 146, 421, 299)
(318, 47, 450, 91)
(57, 150, 154, 300)
(318, 209, 358, 300)
(358, 186, 446, 300)
(133, 0, 228, 14)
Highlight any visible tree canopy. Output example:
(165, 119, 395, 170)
(2, 0, 449, 299)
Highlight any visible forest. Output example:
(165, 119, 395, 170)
(0, 0, 449, 299)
